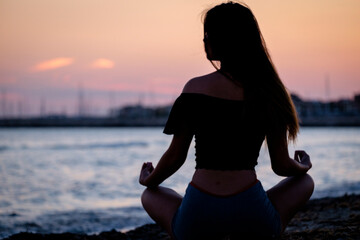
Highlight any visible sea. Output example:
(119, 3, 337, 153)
(0, 127, 359, 238)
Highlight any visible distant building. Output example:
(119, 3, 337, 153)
(291, 94, 360, 126)
(109, 104, 172, 126)
(2, 94, 360, 127)
(355, 93, 360, 110)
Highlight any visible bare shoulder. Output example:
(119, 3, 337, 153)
(182, 78, 201, 93)
(182, 72, 217, 93)
(181, 71, 244, 100)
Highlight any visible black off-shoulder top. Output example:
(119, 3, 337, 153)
(163, 93, 267, 170)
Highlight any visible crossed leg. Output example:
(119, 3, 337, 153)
(141, 186, 183, 239)
(142, 174, 314, 238)
(266, 173, 315, 232)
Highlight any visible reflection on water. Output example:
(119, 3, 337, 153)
(0, 127, 359, 237)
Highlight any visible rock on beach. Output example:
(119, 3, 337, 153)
(5, 194, 360, 240)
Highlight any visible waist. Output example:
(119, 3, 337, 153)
(191, 169, 257, 197)
(195, 154, 258, 171)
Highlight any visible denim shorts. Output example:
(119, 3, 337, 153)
(171, 181, 281, 240)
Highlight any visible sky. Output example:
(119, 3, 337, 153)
(1, 0, 360, 117)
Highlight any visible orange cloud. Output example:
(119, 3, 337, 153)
(32, 58, 74, 72)
(92, 58, 114, 69)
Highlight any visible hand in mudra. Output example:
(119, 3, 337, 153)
(139, 162, 154, 186)
(294, 150, 312, 172)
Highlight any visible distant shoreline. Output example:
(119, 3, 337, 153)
(0, 117, 166, 128)
(1, 116, 360, 127)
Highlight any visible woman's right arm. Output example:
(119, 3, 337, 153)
(267, 128, 312, 177)
(139, 131, 193, 188)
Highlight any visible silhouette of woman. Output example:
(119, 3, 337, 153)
(139, 2, 314, 239)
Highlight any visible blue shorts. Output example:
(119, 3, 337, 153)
(172, 181, 281, 240)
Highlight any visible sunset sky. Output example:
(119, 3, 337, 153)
(1, 0, 359, 116)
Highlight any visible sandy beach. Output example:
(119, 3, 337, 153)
(4, 193, 359, 240)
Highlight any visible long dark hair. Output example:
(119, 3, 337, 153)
(203, 1, 299, 142)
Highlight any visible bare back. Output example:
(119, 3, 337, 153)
(182, 71, 258, 196)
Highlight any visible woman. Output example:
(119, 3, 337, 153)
(139, 2, 314, 239)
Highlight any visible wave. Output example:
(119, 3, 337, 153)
(313, 181, 360, 199)
(49, 142, 148, 150)
(0, 146, 8, 152)
(0, 142, 148, 152)
(0, 206, 152, 239)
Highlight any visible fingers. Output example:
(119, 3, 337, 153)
(294, 150, 312, 170)
(294, 150, 308, 162)
(301, 152, 310, 164)
(142, 162, 153, 169)
(294, 150, 302, 162)
(148, 162, 154, 171)
(140, 162, 154, 178)
(143, 162, 154, 172)
(139, 162, 155, 186)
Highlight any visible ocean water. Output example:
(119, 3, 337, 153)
(0, 127, 359, 238)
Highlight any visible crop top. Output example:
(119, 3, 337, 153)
(163, 93, 268, 170)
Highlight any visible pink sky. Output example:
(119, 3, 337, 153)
(0, 0, 359, 116)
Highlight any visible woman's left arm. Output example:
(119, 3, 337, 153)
(139, 131, 193, 188)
